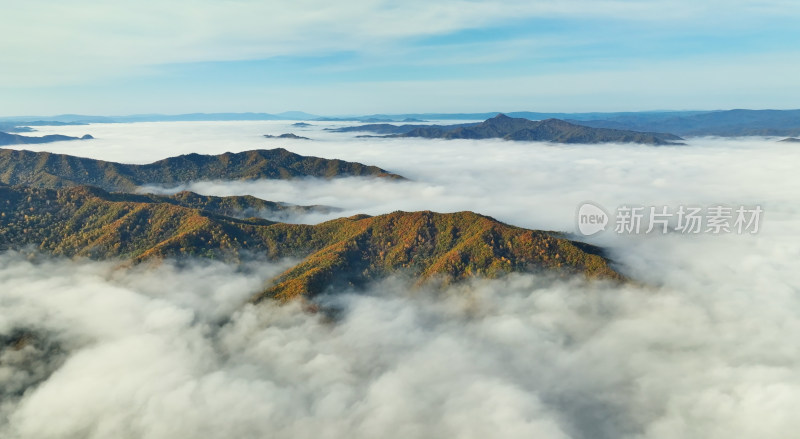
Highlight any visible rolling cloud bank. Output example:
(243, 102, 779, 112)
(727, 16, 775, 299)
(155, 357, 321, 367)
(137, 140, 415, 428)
(1, 122, 798, 438)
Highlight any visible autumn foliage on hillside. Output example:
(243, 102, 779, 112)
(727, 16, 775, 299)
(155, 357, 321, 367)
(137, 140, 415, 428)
(0, 185, 622, 301)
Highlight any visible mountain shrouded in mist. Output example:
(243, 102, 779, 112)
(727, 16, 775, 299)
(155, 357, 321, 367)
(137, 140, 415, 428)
(0, 132, 93, 146)
(263, 133, 311, 140)
(334, 114, 684, 145)
(0, 185, 622, 301)
(0, 147, 404, 192)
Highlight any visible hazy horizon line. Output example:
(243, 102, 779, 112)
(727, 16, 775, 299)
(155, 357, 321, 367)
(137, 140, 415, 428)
(3, 107, 800, 121)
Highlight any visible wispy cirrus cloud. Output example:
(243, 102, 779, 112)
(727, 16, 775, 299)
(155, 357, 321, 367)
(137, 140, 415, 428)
(2, 0, 798, 87)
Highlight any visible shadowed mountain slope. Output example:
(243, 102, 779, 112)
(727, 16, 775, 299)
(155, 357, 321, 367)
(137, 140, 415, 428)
(131, 190, 333, 220)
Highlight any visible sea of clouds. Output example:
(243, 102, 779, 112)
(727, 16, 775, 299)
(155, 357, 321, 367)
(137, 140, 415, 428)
(1, 121, 798, 438)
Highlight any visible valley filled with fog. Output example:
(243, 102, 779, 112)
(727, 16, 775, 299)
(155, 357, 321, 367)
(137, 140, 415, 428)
(1, 121, 799, 438)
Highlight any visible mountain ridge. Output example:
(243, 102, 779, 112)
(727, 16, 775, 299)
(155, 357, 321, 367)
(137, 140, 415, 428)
(3, 109, 798, 136)
(566, 109, 800, 137)
(0, 185, 623, 301)
(0, 147, 404, 192)
(334, 114, 683, 145)
(0, 132, 93, 146)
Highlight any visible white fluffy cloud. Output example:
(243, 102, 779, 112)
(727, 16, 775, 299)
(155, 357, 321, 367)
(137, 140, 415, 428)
(14, 120, 800, 233)
(1, 242, 798, 438)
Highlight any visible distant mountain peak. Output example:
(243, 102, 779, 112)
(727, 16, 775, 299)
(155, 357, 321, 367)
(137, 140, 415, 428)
(331, 115, 682, 144)
(393, 115, 683, 145)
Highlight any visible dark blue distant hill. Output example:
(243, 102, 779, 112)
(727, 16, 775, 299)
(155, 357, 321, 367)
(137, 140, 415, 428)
(566, 109, 800, 137)
(0, 132, 93, 146)
(331, 114, 683, 145)
(2, 109, 799, 136)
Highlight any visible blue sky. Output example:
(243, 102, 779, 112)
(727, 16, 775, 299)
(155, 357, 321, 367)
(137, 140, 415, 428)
(2, 0, 799, 116)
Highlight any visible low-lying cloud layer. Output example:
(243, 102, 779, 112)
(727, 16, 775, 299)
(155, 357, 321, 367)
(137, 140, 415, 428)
(1, 122, 799, 437)
(1, 241, 798, 439)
